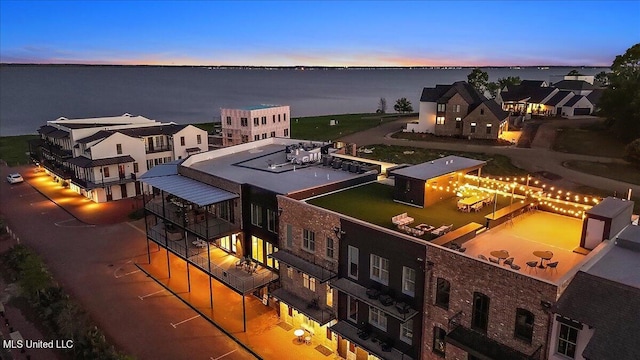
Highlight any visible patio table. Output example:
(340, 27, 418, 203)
(533, 250, 553, 268)
(458, 196, 485, 211)
(490, 250, 509, 262)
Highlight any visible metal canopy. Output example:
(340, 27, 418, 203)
(142, 174, 238, 207)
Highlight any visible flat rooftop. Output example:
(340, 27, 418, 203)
(226, 104, 287, 111)
(184, 139, 373, 195)
(586, 225, 640, 288)
(463, 211, 586, 283)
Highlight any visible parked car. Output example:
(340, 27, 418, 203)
(6, 173, 24, 184)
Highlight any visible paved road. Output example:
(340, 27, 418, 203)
(0, 165, 256, 360)
(340, 118, 640, 197)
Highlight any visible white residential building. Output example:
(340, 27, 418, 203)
(221, 105, 290, 146)
(35, 113, 208, 203)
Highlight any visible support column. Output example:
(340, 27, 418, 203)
(143, 190, 151, 264)
(207, 243, 213, 309)
(242, 294, 247, 332)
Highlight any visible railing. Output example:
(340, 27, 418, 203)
(145, 145, 173, 154)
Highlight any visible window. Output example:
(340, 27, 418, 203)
(284, 129, 289, 137)
(433, 327, 446, 356)
(266, 209, 277, 233)
(253, 117, 259, 126)
(250, 203, 263, 227)
(400, 319, 413, 344)
(455, 117, 462, 129)
(303, 229, 315, 252)
(241, 117, 248, 127)
(116, 143, 122, 155)
(278, 114, 281, 122)
(369, 308, 387, 331)
(133, 163, 139, 173)
(326, 237, 334, 259)
(514, 309, 534, 343)
(303, 274, 316, 291)
(219, 200, 233, 222)
(197, 134, 202, 144)
(326, 284, 333, 307)
(348, 296, 358, 322)
(261, 116, 267, 125)
(370, 254, 389, 285)
(470, 122, 477, 134)
(435, 278, 450, 309)
(146, 159, 153, 170)
(261, 133, 267, 139)
(270, 131, 276, 138)
(402, 267, 416, 296)
(286, 224, 293, 248)
(437, 103, 446, 112)
(557, 323, 578, 358)
(454, 104, 461, 113)
(348, 246, 359, 279)
(226, 116, 232, 125)
(180, 136, 185, 146)
(241, 135, 249, 143)
(283, 113, 287, 121)
(436, 116, 445, 125)
(254, 135, 260, 141)
(273, 115, 276, 123)
(472, 292, 490, 332)
(486, 124, 492, 134)
(102, 167, 110, 177)
(480, 108, 485, 115)
(227, 132, 233, 139)
(287, 266, 293, 278)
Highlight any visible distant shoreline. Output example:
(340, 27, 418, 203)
(0, 63, 609, 70)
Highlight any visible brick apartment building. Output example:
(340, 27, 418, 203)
(221, 105, 290, 146)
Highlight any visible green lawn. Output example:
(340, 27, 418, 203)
(291, 113, 404, 141)
(0, 135, 38, 166)
(308, 182, 512, 240)
(563, 160, 640, 185)
(553, 126, 626, 158)
(357, 144, 527, 176)
(192, 122, 220, 134)
(391, 131, 513, 146)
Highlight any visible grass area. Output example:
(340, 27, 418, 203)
(291, 113, 407, 141)
(192, 122, 221, 134)
(308, 182, 512, 238)
(391, 131, 513, 146)
(553, 124, 626, 158)
(358, 144, 527, 176)
(564, 160, 640, 185)
(571, 184, 640, 214)
(0, 135, 38, 166)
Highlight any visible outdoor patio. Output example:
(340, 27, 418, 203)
(307, 182, 513, 240)
(461, 211, 587, 283)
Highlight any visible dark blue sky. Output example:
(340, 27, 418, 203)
(1, 1, 638, 66)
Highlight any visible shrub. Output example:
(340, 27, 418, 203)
(625, 138, 640, 164)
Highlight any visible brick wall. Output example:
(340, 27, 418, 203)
(422, 245, 557, 360)
(435, 93, 469, 137)
(462, 103, 504, 140)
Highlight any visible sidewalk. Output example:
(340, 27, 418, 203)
(17, 164, 140, 225)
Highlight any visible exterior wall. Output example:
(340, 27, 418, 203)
(171, 125, 208, 159)
(562, 97, 594, 117)
(394, 176, 426, 207)
(221, 106, 290, 146)
(411, 102, 437, 133)
(434, 93, 468, 137)
(462, 103, 505, 140)
(547, 317, 594, 360)
(424, 173, 459, 207)
(423, 245, 557, 360)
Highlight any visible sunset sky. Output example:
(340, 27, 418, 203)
(1, 1, 638, 66)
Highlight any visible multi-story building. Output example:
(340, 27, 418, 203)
(221, 105, 290, 146)
(407, 81, 509, 140)
(139, 137, 634, 360)
(32, 113, 207, 202)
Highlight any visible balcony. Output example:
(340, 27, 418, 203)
(330, 278, 418, 322)
(72, 173, 138, 190)
(145, 145, 173, 154)
(145, 196, 239, 240)
(270, 288, 335, 325)
(330, 321, 413, 360)
(147, 224, 278, 294)
(446, 324, 540, 360)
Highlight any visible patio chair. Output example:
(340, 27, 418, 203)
(478, 255, 488, 261)
(489, 257, 500, 264)
(526, 261, 538, 272)
(510, 264, 521, 270)
(457, 247, 467, 253)
(503, 257, 514, 266)
(235, 259, 244, 269)
(546, 261, 559, 271)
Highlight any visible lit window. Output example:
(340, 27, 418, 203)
(370, 254, 389, 285)
(437, 103, 446, 112)
(303, 273, 316, 291)
(287, 266, 293, 278)
(455, 117, 462, 129)
(436, 116, 445, 125)
(486, 124, 492, 134)
(470, 122, 477, 134)
(369, 307, 387, 331)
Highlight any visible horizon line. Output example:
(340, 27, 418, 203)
(0, 62, 610, 68)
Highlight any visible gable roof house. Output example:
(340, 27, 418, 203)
(408, 81, 509, 140)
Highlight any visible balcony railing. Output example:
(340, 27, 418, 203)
(71, 173, 137, 190)
(145, 145, 173, 154)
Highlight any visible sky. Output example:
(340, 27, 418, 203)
(1, 1, 639, 67)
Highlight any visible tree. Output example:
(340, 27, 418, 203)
(625, 138, 640, 164)
(599, 43, 640, 141)
(497, 76, 521, 90)
(377, 97, 387, 113)
(486, 82, 500, 98)
(467, 68, 489, 94)
(394, 98, 413, 113)
(595, 71, 610, 86)
(567, 69, 583, 76)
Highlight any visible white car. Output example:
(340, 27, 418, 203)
(6, 173, 24, 184)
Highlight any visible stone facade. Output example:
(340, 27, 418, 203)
(434, 93, 469, 137)
(422, 245, 557, 360)
(462, 103, 507, 140)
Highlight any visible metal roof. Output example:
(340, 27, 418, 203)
(67, 155, 135, 168)
(586, 197, 633, 218)
(141, 174, 238, 206)
(391, 156, 486, 181)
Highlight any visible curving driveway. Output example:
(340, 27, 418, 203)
(339, 117, 640, 197)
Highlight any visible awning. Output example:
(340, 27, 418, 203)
(141, 174, 238, 207)
(271, 288, 335, 325)
(186, 147, 202, 152)
(47, 129, 70, 139)
(67, 155, 135, 168)
(270, 251, 336, 282)
(446, 326, 533, 360)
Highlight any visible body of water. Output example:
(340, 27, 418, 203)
(0, 65, 605, 136)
